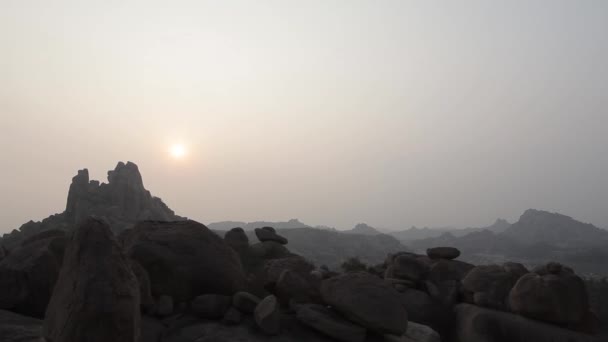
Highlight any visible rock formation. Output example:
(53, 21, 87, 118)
(43, 217, 140, 342)
(120, 220, 247, 302)
(0, 161, 183, 250)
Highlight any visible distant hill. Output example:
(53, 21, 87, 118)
(207, 219, 312, 231)
(503, 209, 608, 247)
(406, 209, 608, 275)
(211, 227, 407, 269)
(389, 219, 511, 242)
(343, 223, 382, 235)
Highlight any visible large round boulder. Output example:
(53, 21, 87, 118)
(426, 247, 460, 260)
(399, 288, 451, 335)
(120, 220, 246, 301)
(43, 217, 140, 342)
(455, 303, 602, 342)
(224, 227, 249, 251)
(462, 263, 526, 310)
(389, 254, 430, 282)
(508, 264, 589, 325)
(0, 230, 66, 317)
(296, 303, 366, 342)
(321, 272, 408, 335)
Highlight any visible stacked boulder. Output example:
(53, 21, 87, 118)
(379, 248, 473, 335)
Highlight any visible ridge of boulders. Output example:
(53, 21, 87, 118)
(0, 216, 603, 342)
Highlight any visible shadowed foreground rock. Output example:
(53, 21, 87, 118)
(321, 272, 408, 335)
(455, 303, 602, 342)
(120, 220, 246, 301)
(0, 309, 43, 342)
(43, 218, 140, 342)
(0, 230, 66, 318)
(509, 263, 590, 325)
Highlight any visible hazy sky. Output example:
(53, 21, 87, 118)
(1, 1, 607, 233)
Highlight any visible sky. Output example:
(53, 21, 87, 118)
(1, 1, 607, 233)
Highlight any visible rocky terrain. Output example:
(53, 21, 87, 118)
(0, 217, 604, 342)
(0, 161, 605, 341)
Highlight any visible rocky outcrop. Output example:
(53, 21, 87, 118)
(43, 217, 140, 342)
(462, 263, 527, 310)
(509, 262, 590, 326)
(0, 309, 43, 342)
(1, 162, 184, 250)
(65, 162, 182, 229)
(321, 272, 408, 335)
(0, 230, 66, 317)
(254, 295, 281, 335)
(191, 294, 232, 319)
(232, 292, 261, 313)
(455, 303, 602, 342)
(295, 303, 366, 342)
(224, 227, 249, 252)
(120, 220, 246, 302)
(255, 227, 288, 245)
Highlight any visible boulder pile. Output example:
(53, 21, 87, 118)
(0, 223, 603, 342)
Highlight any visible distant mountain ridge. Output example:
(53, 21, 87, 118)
(389, 218, 511, 242)
(503, 209, 608, 247)
(343, 223, 382, 235)
(407, 209, 608, 275)
(207, 219, 314, 231)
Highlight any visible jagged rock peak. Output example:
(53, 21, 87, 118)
(64, 161, 182, 227)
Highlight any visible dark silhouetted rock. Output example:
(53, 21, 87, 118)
(426, 247, 460, 260)
(295, 303, 366, 342)
(139, 316, 165, 342)
(388, 254, 430, 282)
(130, 260, 154, 313)
(156, 295, 173, 317)
(65, 162, 182, 229)
(462, 264, 525, 310)
(224, 227, 249, 251)
(254, 295, 280, 335)
(222, 307, 242, 325)
(455, 303, 602, 342)
(191, 294, 232, 319)
(233, 292, 261, 314)
(427, 259, 474, 284)
(250, 241, 291, 259)
(275, 269, 319, 305)
(0, 309, 43, 342)
(120, 220, 246, 302)
(265, 256, 316, 283)
(385, 321, 441, 342)
(0, 230, 66, 317)
(399, 288, 450, 335)
(321, 272, 408, 335)
(255, 227, 288, 245)
(43, 217, 140, 342)
(509, 263, 589, 325)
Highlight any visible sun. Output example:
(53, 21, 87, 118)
(169, 144, 187, 159)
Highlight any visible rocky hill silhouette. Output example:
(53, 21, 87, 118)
(0, 161, 183, 249)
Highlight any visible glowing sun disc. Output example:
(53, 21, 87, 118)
(169, 144, 187, 159)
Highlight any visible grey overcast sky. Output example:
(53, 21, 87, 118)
(1, 1, 607, 233)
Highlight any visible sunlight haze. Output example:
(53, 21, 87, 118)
(1, 1, 607, 232)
